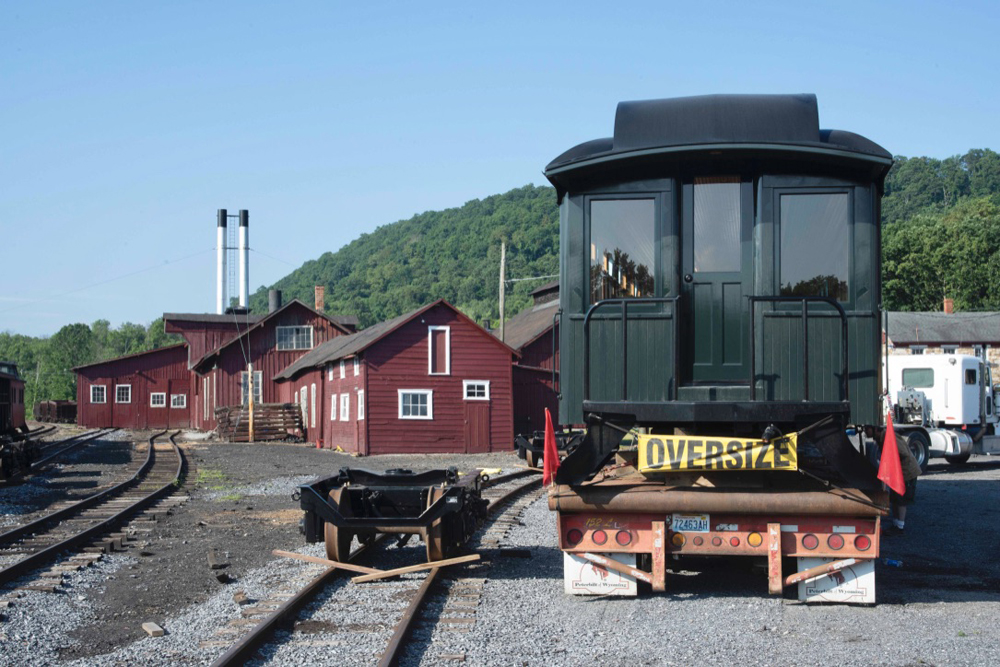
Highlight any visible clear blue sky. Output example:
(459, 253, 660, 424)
(2, 0, 998, 337)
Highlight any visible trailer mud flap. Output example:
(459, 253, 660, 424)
(563, 553, 637, 596)
(796, 557, 875, 604)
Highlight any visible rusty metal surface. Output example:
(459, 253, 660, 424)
(549, 484, 887, 516)
(784, 557, 864, 587)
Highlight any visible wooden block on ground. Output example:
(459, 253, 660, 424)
(438, 617, 476, 624)
(439, 654, 466, 662)
(142, 622, 165, 637)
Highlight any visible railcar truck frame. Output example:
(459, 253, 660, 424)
(544, 94, 894, 603)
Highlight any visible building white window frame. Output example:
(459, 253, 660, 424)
(171, 394, 187, 409)
(463, 380, 491, 401)
(330, 393, 337, 421)
(942, 345, 958, 354)
(276, 325, 314, 351)
(203, 378, 210, 420)
(340, 360, 346, 379)
(328, 364, 334, 382)
(310, 383, 317, 429)
(241, 370, 263, 406)
(353, 357, 360, 377)
(428, 326, 451, 375)
(150, 392, 167, 408)
(91, 385, 107, 404)
(398, 389, 433, 420)
(340, 393, 350, 421)
(115, 384, 132, 404)
(909, 345, 926, 355)
(357, 390, 365, 420)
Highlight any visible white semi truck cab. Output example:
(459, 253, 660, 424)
(884, 354, 1000, 469)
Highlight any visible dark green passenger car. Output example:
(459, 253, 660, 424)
(545, 94, 894, 484)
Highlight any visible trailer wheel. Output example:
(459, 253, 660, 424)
(904, 431, 930, 474)
(324, 487, 354, 562)
(945, 452, 971, 465)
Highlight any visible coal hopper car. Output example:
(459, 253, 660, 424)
(544, 94, 895, 602)
(0, 361, 35, 477)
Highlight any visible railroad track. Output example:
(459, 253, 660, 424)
(210, 469, 543, 666)
(0, 428, 117, 486)
(0, 430, 187, 592)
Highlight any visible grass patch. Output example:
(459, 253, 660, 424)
(194, 468, 228, 491)
(218, 493, 243, 502)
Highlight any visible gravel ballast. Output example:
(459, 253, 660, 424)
(0, 433, 997, 666)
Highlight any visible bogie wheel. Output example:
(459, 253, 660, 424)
(425, 486, 448, 562)
(324, 487, 354, 562)
(904, 431, 931, 474)
(525, 449, 540, 469)
(945, 452, 972, 465)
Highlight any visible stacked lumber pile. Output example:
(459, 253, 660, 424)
(214, 403, 303, 442)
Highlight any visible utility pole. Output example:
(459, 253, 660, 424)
(248, 362, 255, 443)
(499, 241, 506, 343)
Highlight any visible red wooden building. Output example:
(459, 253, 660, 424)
(74, 344, 191, 429)
(500, 281, 561, 435)
(166, 299, 351, 431)
(276, 300, 517, 455)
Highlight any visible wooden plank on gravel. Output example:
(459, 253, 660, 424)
(351, 554, 480, 583)
(271, 549, 383, 575)
(142, 622, 165, 637)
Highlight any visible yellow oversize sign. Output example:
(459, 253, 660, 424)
(637, 433, 798, 473)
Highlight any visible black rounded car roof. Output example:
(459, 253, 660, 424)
(545, 94, 892, 195)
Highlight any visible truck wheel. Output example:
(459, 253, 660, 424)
(905, 431, 930, 474)
(945, 452, 971, 465)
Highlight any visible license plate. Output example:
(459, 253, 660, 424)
(672, 513, 709, 532)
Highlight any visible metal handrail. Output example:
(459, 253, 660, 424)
(582, 296, 680, 402)
(748, 295, 849, 402)
(552, 309, 561, 398)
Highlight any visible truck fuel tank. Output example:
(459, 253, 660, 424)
(927, 428, 973, 457)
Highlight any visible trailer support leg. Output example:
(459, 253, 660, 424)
(767, 523, 782, 595)
(652, 520, 666, 592)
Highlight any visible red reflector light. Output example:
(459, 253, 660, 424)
(615, 530, 632, 546)
(802, 534, 819, 550)
(693, 536, 704, 546)
(592, 529, 608, 546)
(711, 537, 722, 547)
(566, 529, 583, 546)
(729, 536, 740, 547)
(855, 535, 872, 551)
(828, 534, 845, 550)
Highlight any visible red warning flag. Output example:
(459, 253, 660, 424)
(542, 408, 560, 486)
(878, 410, 906, 495)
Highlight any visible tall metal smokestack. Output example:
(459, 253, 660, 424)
(239, 210, 249, 308)
(216, 209, 228, 314)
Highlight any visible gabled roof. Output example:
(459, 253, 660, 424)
(191, 299, 352, 371)
(276, 299, 518, 381)
(887, 311, 1000, 346)
(72, 343, 188, 372)
(500, 298, 558, 352)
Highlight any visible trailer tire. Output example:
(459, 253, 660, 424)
(904, 431, 930, 474)
(945, 452, 971, 465)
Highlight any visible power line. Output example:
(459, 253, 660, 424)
(506, 274, 558, 284)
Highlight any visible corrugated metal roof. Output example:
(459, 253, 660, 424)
(162, 312, 265, 325)
(887, 311, 1000, 345)
(276, 300, 518, 381)
(499, 299, 558, 351)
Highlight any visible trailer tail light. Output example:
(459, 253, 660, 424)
(747, 532, 763, 547)
(802, 534, 819, 550)
(592, 529, 608, 546)
(828, 534, 845, 550)
(566, 529, 583, 546)
(854, 535, 872, 551)
(711, 536, 723, 547)
(615, 530, 632, 546)
(671, 533, 686, 547)
(729, 536, 740, 547)
(693, 536, 704, 546)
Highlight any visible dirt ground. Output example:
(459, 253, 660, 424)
(56, 435, 520, 660)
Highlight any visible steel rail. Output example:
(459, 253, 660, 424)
(0, 430, 184, 587)
(214, 469, 543, 667)
(31, 428, 117, 472)
(211, 533, 392, 667)
(377, 474, 543, 667)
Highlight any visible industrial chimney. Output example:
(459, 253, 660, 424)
(269, 289, 283, 313)
(239, 210, 249, 308)
(216, 210, 227, 314)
